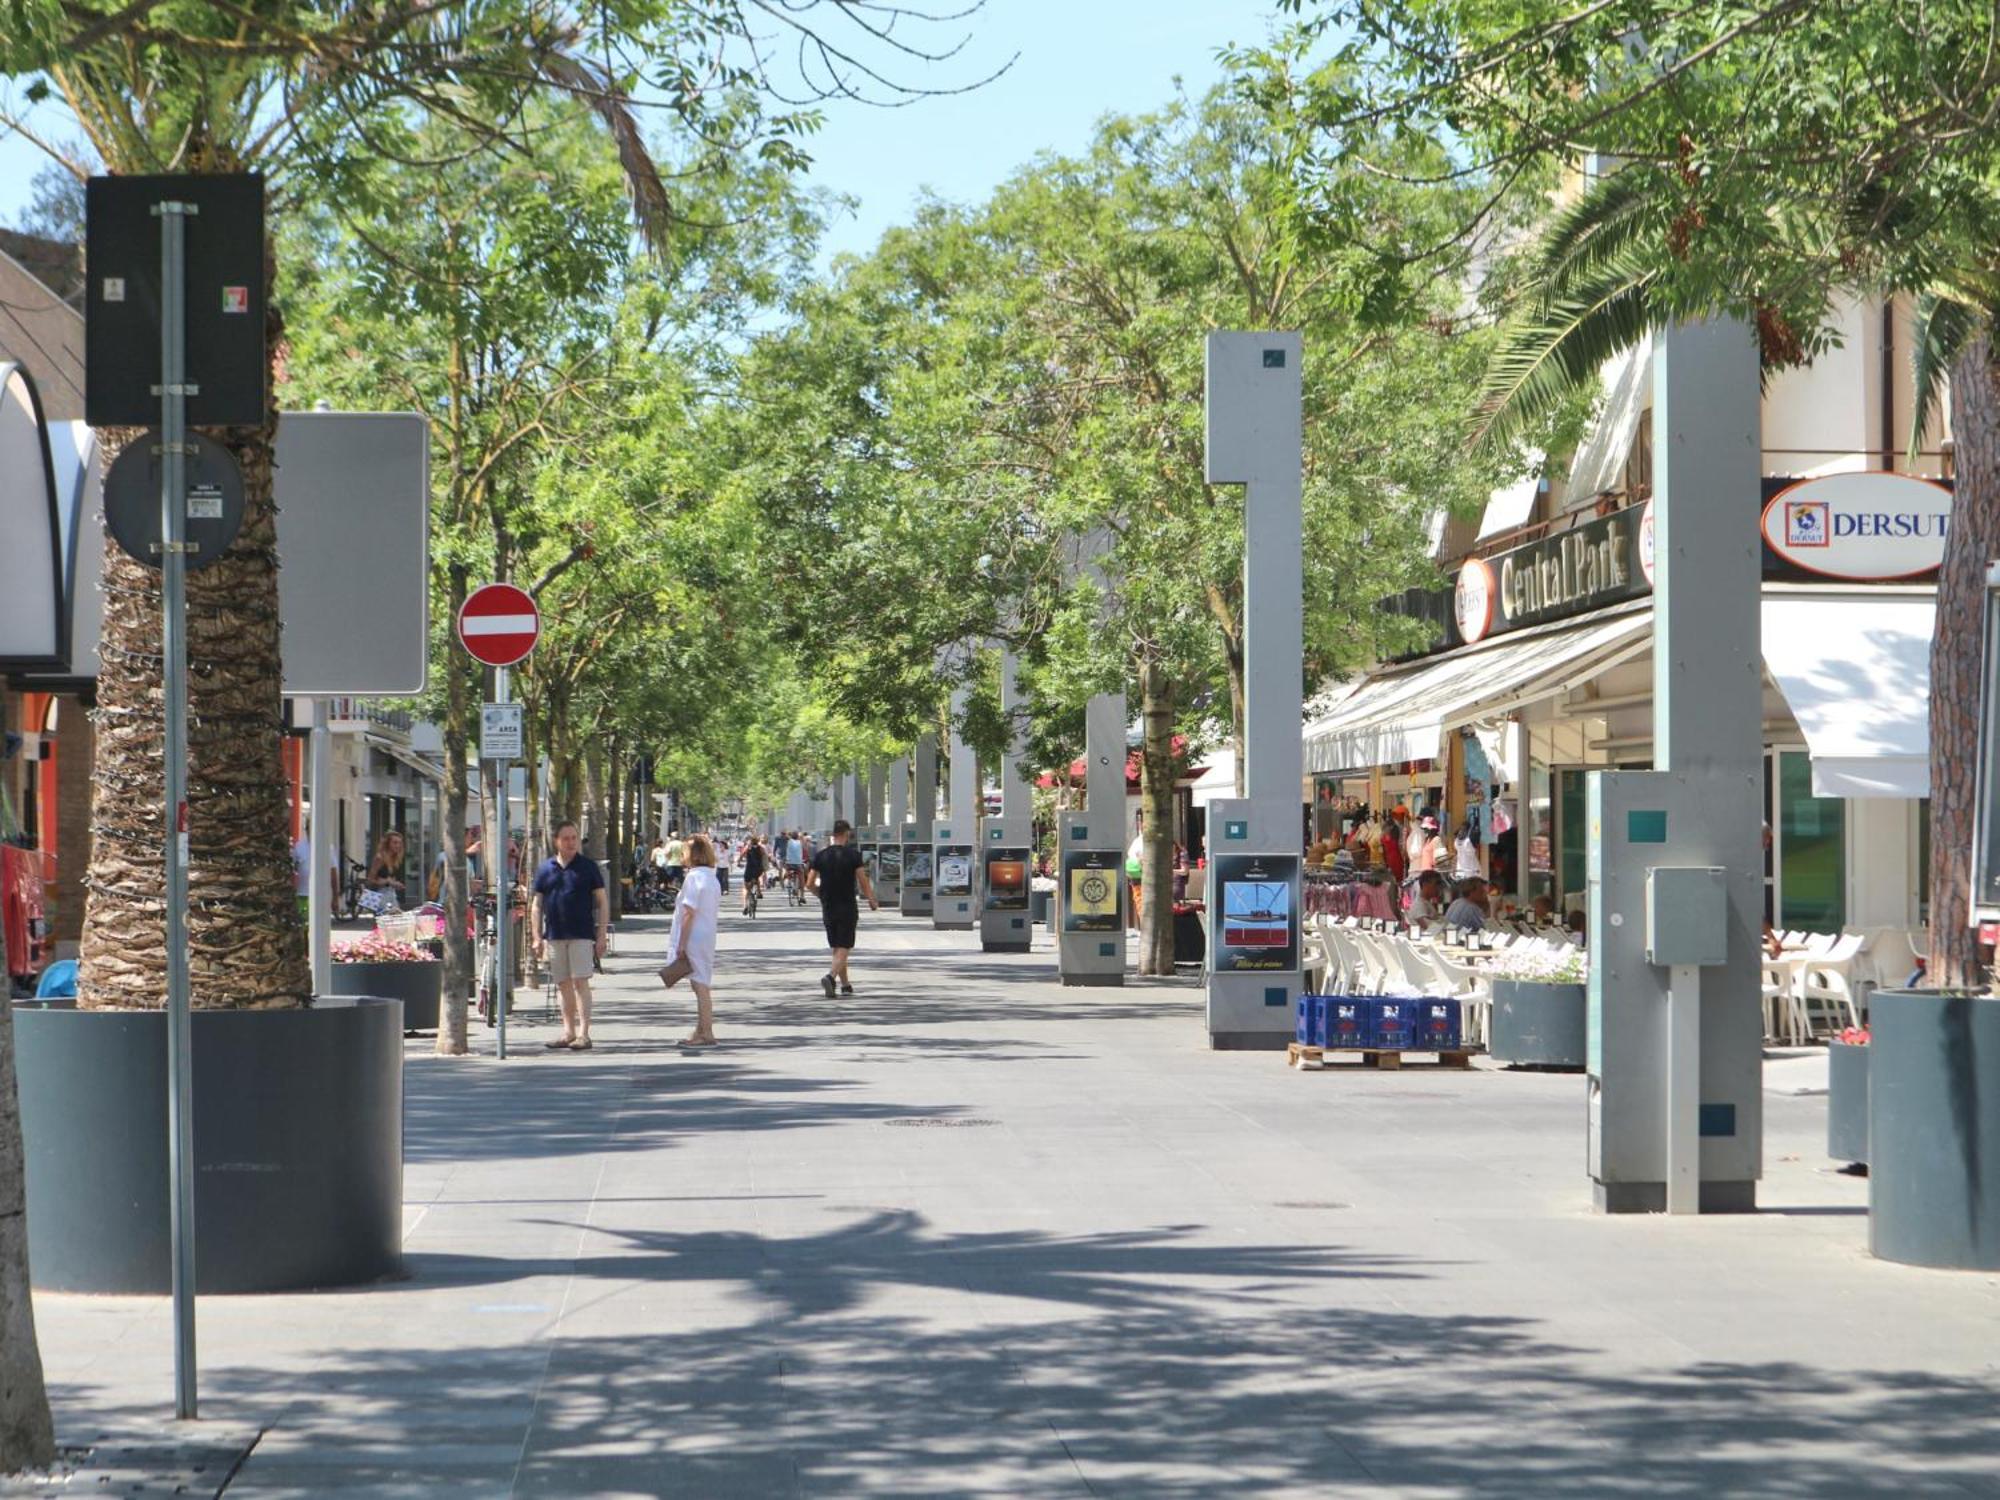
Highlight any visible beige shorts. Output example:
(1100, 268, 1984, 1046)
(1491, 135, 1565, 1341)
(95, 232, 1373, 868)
(546, 938, 596, 983)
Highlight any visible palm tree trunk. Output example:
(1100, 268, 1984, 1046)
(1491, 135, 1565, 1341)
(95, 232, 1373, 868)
(1926, 337, 2000, 988)
(0, 914, 54, 1474)
(79, 277, 307, 1010)
(1137, 658, 1178, 976)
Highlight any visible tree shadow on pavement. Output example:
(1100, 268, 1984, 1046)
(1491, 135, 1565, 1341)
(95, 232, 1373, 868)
(403, 1058, 966, 1165)
(46, 1210, 2000, 1498)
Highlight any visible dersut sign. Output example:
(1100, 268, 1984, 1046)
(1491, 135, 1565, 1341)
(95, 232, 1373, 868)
(1760, 472, 1952, 581)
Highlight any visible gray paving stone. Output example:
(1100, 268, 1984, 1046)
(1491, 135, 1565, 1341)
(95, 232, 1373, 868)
(25, 901, 2000, 1495)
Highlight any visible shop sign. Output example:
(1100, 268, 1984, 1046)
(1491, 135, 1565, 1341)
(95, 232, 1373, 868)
(1454, 503, 1649, 642)
(1760, 472, 1952, 581)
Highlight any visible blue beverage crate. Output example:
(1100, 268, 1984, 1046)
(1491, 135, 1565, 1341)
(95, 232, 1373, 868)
(1295, 995, 1316, 1045)
(1415, 998, 1462, 1052)
(1325, 999, 1368, 1050)
(1368, 996, 1418, 1050)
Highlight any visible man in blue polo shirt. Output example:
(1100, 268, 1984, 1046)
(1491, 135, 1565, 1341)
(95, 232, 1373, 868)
(530, 820, 608, 1051)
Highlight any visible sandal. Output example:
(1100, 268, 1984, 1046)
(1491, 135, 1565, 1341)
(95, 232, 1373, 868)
(544, 1036, 575, 1050)
(568, 1037, 594, 1051)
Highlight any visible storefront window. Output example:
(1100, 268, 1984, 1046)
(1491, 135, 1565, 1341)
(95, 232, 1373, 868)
(1778, 750, 1845, 931)
(1527, 757, 1553, 903)
(1558, 769, 1588, 906)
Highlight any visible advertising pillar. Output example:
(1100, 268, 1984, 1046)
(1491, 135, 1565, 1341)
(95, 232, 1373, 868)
(902, 733, 938, 917)
(934, 689, 979, 931)
(1588, 319, 1764, 1214)
(1058, 692, 1128, 985)
(877, 757, 907, 907)
(1202, 332, 1304, 1048)
(980, 653, 1035, 953)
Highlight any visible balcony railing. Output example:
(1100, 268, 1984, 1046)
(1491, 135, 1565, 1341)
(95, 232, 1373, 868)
(326, 698, 415, 735)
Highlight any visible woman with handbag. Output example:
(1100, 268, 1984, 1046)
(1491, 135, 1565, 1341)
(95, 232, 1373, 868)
(659, 833, 722, 1045)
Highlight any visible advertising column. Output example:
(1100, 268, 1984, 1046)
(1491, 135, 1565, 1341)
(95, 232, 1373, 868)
(1058, 692, 1128, 985)
(980, 653, 1035, 953)
(1202, 332, 1304, 1048)
(901, 733, 938, 917)
(934, 689, 979, 931)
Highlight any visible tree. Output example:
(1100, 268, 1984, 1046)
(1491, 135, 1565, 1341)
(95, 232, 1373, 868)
(759, 89, 1501, 971)
(1250, 0, 2000, 983)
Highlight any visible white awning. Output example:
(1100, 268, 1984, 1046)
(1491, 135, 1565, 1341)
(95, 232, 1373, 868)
(365, 732, 446, 785)
(1567, 334, 1653, 501)
(1476, 471, 1542, 540)
(1304, 604, 1652, 774)
(1762, 593, 1934, 798)
(1189, 746, 1236, 809)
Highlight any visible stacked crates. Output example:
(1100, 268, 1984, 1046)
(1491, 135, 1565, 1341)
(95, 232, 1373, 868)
(1297, 996, 1433, 1051)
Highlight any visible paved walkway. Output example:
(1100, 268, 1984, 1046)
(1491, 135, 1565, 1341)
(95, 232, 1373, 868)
(26, 901, 2000, 1497)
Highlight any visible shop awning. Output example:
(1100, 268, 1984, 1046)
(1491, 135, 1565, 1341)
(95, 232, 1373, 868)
(364, 733, 446, 784)
(1189, 746, 1236, 809)
(1304, 604, 1652, 774)
(1567, 334, 1652, 501)
(1762, 592, 1934, 798)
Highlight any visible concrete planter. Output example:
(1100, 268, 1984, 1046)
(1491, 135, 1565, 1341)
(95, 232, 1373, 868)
(1870, 989, 2000, 1270)
(331, 958, 441, 1032)
(17, 998, 405, 1293)
(1489, 979, 1587, 1069)
(1827, 1039, 1869, 1166)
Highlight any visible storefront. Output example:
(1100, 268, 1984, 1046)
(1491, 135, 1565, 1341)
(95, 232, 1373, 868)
(1305, 474, 1941, 933)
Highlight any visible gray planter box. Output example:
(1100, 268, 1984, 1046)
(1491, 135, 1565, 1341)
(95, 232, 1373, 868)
(17, 998, 405, 1293)
(1870, 989, 2000, 1270)
(331, 958, 441, 1031)
(1489, 979, 1587, 1069)
(1827, 1039, 1869, 1165)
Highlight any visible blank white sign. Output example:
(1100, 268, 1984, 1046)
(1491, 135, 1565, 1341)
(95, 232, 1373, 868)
(275, 412, 429, 694)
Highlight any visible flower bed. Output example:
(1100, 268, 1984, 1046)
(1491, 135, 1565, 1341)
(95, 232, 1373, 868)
(331, 932, 441, 1030)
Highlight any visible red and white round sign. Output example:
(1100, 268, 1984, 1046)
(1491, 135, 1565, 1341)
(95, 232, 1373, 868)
(457, 582, 540, 667)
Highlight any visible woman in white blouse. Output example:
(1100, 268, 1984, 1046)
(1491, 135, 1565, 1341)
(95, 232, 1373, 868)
(666, 833, 723, 1045)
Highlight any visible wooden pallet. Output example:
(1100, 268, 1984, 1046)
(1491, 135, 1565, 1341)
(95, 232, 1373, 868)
(1287, 1042, 1476, 1071)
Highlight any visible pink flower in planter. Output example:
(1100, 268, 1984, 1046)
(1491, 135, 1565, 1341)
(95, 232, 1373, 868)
(331, 934, 438, 964)
(1835, 1025, 1870, 1046)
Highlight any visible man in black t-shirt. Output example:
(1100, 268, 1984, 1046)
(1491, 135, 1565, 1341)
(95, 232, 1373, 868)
(805, 819, 879, 997)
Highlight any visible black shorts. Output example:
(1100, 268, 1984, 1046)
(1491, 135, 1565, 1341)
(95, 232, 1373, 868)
(822, 902, 859, 950)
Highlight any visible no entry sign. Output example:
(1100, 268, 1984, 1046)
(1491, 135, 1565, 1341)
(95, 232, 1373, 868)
(457, 583, 539, 667)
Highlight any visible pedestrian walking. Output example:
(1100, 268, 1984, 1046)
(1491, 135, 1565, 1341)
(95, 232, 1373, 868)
(660, 833, 722, 1046)
(804, 819, 878, 997)
(530, 819, 608, 1051)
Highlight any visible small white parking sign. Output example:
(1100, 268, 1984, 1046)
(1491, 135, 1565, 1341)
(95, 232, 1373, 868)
(480, 702, 524, 760)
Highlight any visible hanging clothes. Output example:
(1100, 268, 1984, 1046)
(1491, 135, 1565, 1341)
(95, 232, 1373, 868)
(2, 844, 47, 982)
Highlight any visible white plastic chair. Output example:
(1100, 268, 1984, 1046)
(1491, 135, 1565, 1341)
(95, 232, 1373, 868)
(1798, 933, 1866, 1036)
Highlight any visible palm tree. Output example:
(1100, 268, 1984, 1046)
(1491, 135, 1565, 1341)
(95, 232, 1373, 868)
(1469, 168, 1996, 987)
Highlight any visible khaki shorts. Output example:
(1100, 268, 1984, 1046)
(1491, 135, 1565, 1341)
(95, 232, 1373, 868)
(546, 938, 596, 983)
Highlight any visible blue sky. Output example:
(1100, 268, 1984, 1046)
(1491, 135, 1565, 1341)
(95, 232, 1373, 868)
(0, 1, 1271, 258)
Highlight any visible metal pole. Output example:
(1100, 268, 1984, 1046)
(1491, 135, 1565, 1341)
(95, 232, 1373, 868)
(155, 196, 198, 1421)
(308, 697, 332, 999)
(494, 665, 510, 1061)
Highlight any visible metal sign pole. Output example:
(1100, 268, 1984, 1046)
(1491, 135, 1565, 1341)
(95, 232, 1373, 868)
(154, 195, 199, 1421)
(495, 665, 510, 1061)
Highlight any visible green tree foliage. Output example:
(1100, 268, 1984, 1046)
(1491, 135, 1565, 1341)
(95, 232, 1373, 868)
(741, 85, 1505, 969)
(1252, 0, 2000, 982)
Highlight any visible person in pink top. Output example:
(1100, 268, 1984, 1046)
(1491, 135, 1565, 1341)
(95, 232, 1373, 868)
(1411, 813, 1445, 872)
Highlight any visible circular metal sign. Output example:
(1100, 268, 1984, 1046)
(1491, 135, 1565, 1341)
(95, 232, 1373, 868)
(457, 582, 540, 667)
(103, 430, 247, 571)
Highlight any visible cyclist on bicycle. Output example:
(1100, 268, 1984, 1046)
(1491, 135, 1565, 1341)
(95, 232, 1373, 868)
(741, 835, 768, 916)
(782, 830, 806, 903)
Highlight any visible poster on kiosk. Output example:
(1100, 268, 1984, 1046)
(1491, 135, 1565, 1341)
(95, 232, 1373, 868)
(1061, 848, 1123, 933)
(983, 847, 1031, 911)
(1209, 853, 1300, 974)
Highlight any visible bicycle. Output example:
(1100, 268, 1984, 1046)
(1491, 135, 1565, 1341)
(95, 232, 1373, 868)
(472, 888, 527, 1026)
(335, 859, 369, 921)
